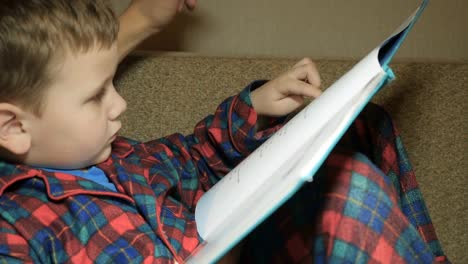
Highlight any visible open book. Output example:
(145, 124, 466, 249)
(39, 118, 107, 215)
(186, 0, 429, 263)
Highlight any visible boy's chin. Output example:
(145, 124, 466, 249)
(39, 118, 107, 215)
(68, 146, 113, 169)
(93, 146, 113, 164)
(30, 146, 113, 170)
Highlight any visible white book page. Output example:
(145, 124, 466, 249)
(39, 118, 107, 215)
(186, 71, 387, 264)
(195, 47, 384, 240)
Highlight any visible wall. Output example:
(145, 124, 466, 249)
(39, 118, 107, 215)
(111, 0, 467, 61)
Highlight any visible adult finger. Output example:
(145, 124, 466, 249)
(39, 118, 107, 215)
(185, 0, 197, 10)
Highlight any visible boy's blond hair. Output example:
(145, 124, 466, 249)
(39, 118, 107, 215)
(0, 0, 119, 115)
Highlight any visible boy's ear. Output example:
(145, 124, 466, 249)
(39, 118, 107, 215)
(0, 103, 32, 155)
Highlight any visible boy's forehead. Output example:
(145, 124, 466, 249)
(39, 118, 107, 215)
(52, 45, 118, 90)
(56, 46, 118, 81)
(67, 45, 118, 71)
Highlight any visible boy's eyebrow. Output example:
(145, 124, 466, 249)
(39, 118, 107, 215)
(89, 69, 116, 95)
(86, 73, 114, 101)
(94, 76, 112, 91)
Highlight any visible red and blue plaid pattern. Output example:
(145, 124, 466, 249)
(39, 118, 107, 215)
(0, 81, 279, 264)
(0, 81, 448, 263)
(240, 103, 449, 263)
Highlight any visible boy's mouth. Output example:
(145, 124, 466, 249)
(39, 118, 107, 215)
(109, 127, 121, 142)
(110, 130, 119, 142)
(109, 122, 122, 143)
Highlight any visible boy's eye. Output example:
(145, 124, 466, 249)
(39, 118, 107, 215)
(91, 87, 107, 103)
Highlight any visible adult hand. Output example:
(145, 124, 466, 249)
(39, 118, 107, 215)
(117, 0, 197, 61)
(127, 0, 197, 32)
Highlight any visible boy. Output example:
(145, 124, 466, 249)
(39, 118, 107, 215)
(0, 0, 320, 263)
(0, 0, 448, 263)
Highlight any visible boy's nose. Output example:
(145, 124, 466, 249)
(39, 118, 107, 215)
(108, 87, 127, 120)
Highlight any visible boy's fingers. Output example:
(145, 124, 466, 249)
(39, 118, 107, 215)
(290, 63, 321, 88)
(287, 80, 322, 98)
(277, 95, 305, 114)
(292, 57, 314, 68)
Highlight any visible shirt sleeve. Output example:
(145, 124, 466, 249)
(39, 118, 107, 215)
(141, 80, 288, 209)
(189, 80, 287, 176)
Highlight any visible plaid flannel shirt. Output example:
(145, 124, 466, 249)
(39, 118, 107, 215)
(240, 103, 449, 263)
(0, 81, 448, 263)
(0, 81, 283, 264)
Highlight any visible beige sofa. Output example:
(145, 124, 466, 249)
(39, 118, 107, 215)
(115, 53, 467, 263)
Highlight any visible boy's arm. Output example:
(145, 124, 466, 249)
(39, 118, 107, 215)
(186, 57, 322, 167)
(189, 80, 285, 171)
(142, 81, 285, 210)
(186, 56, 321, 179)
(117, 0, 197, 62)
(141, 58, 321, 210)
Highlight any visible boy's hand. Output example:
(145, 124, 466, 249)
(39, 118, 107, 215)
(128, 0, 197, 32)
(251, 58, 322, 117)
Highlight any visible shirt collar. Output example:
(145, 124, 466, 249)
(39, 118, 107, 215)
(0, 136, 136, 201)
